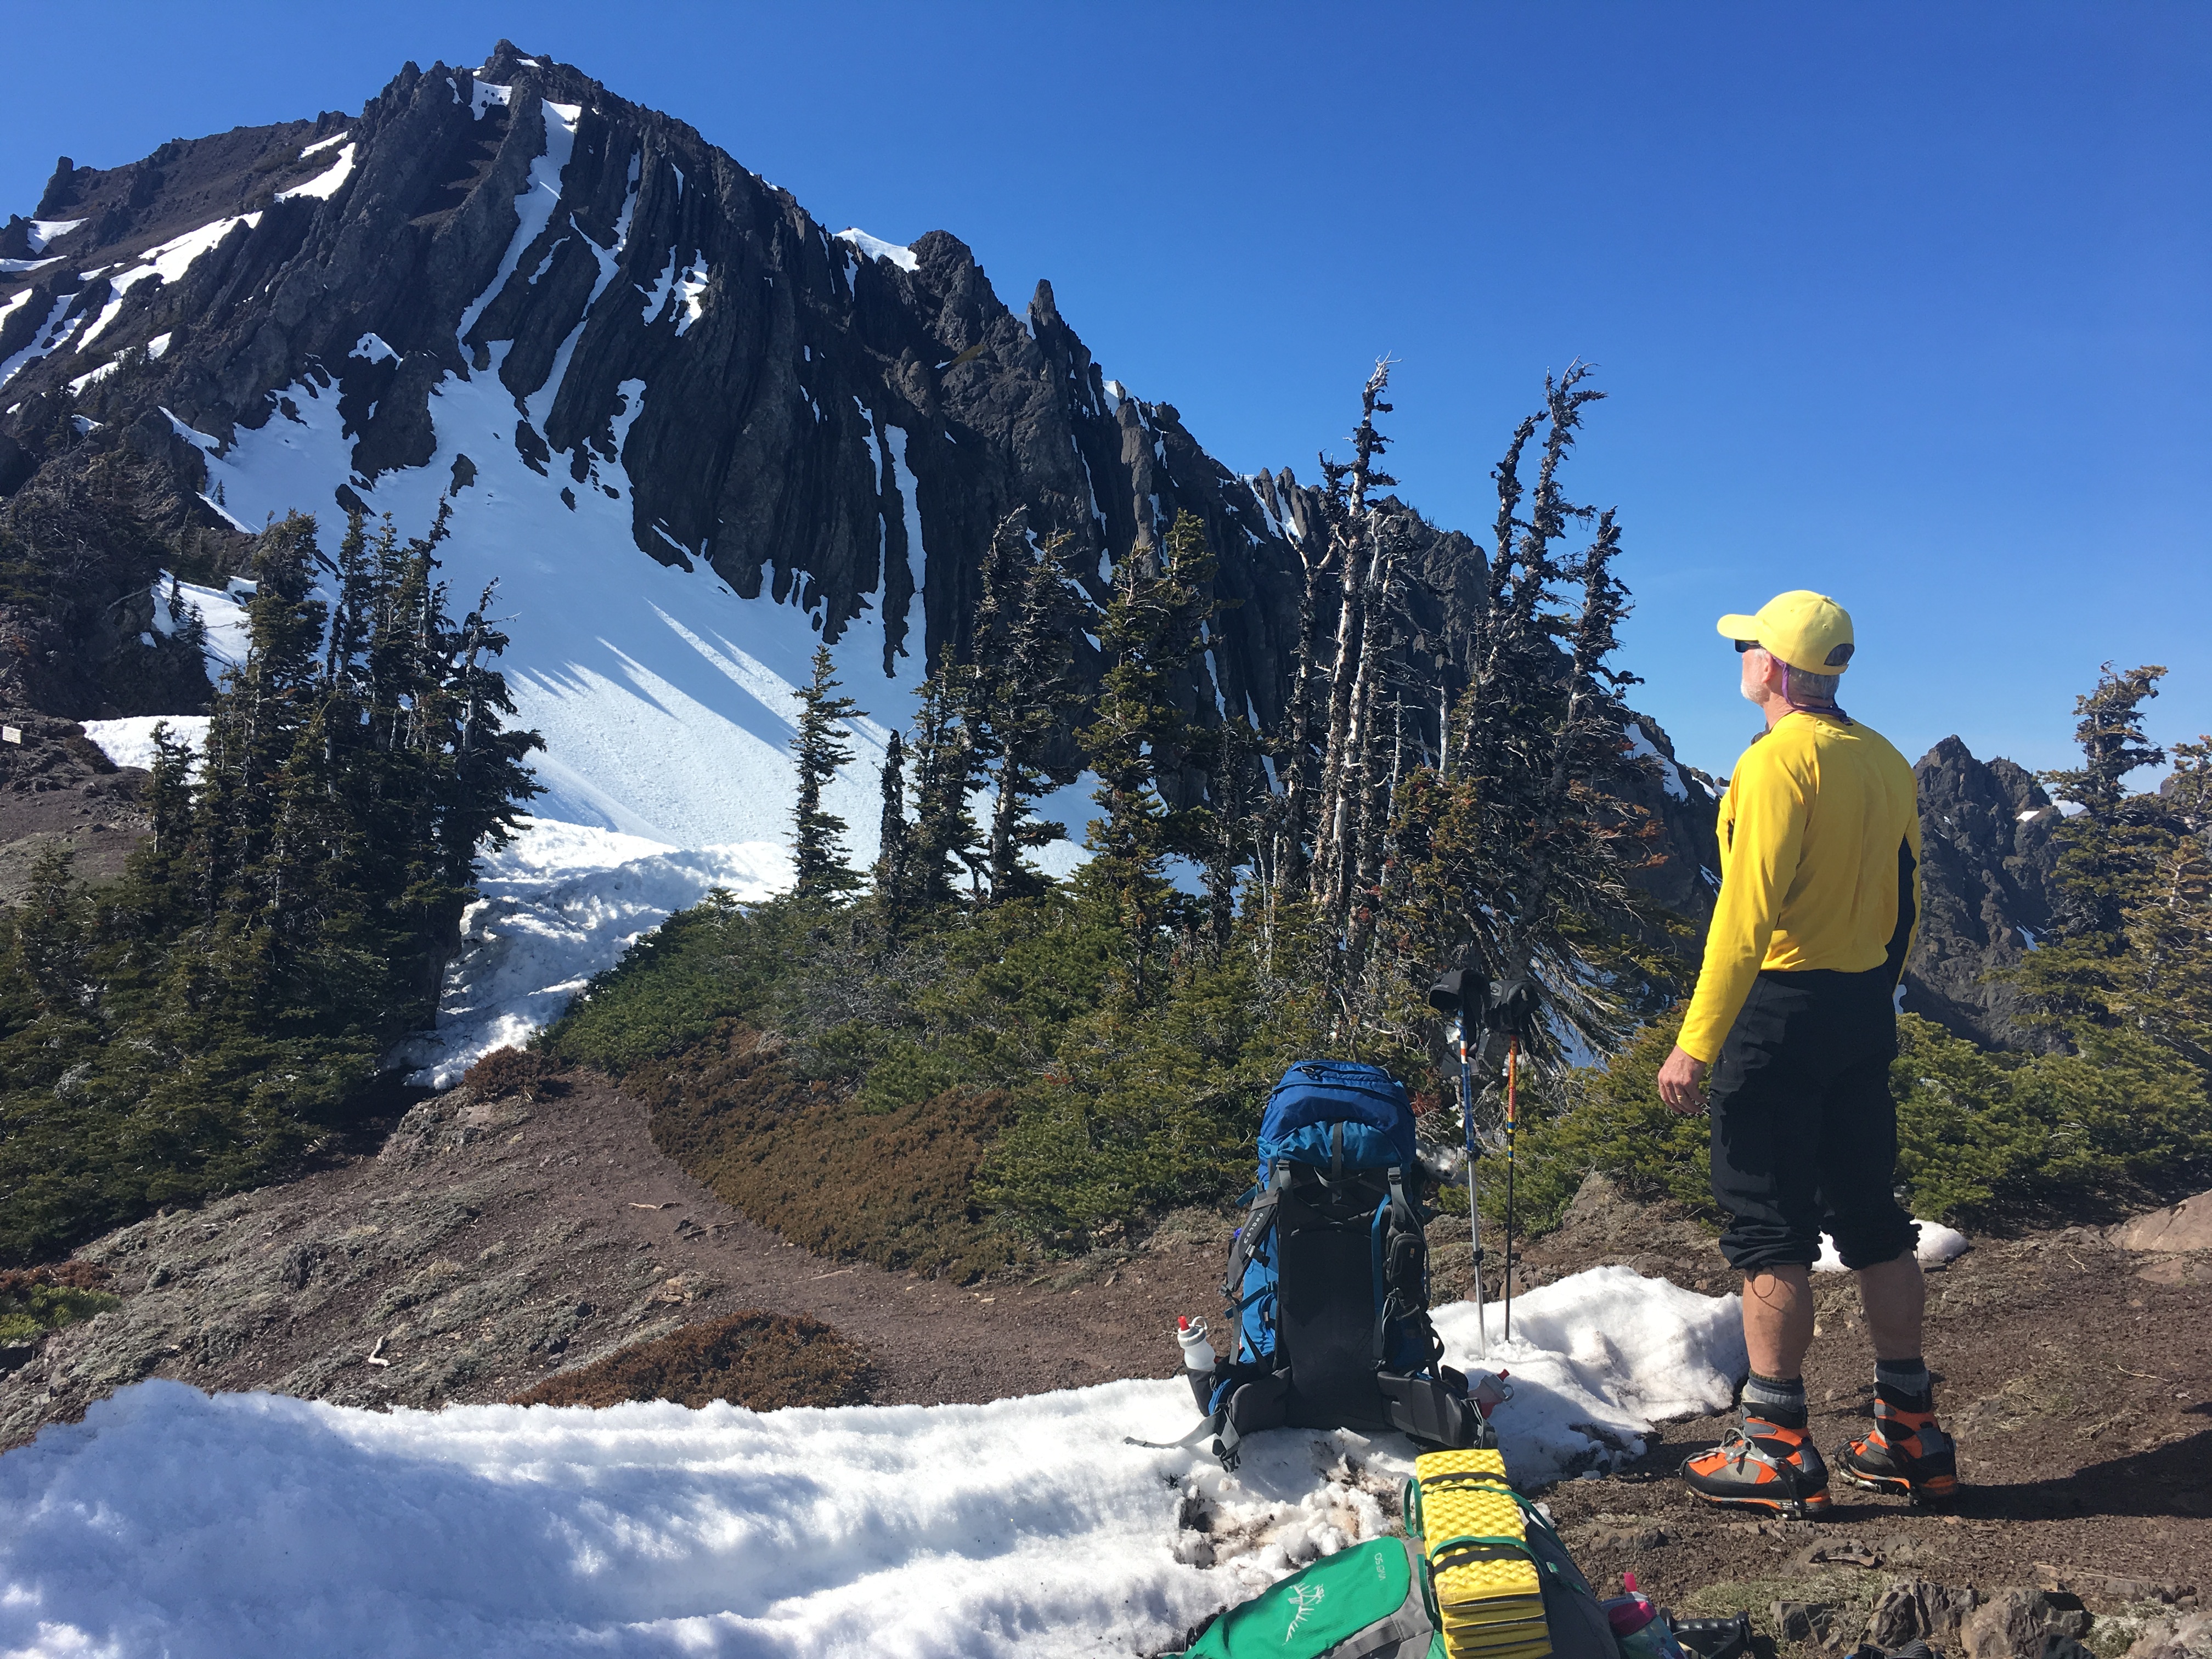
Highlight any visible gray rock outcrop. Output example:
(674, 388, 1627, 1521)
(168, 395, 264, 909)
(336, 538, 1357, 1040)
(1904, 736, 2062, 1049)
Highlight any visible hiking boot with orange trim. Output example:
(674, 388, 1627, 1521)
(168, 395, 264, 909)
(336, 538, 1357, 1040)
(1836, 1386, 1960, 1507)
(1681, 1414, 1833, 1519)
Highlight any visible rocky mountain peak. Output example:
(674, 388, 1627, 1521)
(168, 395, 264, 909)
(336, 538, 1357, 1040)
(1905, 735, 2061, 1049)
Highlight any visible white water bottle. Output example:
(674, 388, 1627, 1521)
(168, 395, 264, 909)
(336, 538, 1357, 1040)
(1177, 1316, 1216, 1408)
(1176, 1316, 1216, 1372)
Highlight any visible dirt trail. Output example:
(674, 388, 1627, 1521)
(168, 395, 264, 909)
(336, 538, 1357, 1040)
(1, 1070, 1228, 1444)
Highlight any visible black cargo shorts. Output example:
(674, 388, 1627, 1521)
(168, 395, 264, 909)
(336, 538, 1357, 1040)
(1707, 966, 1920, 1273)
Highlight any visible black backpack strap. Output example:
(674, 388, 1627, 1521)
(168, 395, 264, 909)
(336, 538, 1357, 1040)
(1374, 1167, 1446, 1372)
(1218, 1164, 1287, 1308)
(1212, 1372, 1289, 1472)
(1376, 1370, 1484, 1449)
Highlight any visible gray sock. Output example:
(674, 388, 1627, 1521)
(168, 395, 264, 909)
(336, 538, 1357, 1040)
(1875, 1356, 1931, 1402)
(1742, 1371, 1807, 1428)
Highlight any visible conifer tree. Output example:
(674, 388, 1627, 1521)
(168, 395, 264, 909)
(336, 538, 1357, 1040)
(873, 729, 911, 920)
(0, 500, 545, 1263)
(789, 644, 864, 900)
(1077, 510, 1217, 996)
(904, 648, 988, 908)
(971, 511, 1084, 902)
(2018, 664, 2175, 1042)
(1391, 366, 1654, 1072)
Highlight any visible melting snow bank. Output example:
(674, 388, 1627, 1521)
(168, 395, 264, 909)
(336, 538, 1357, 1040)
(78, 713, 212, 773)
(1434, 1265, 1748, 1480)
(392, 817, 791, 1087)
(0, 1269, 1746, 1659)
(1817, 1220, 1969, 1272)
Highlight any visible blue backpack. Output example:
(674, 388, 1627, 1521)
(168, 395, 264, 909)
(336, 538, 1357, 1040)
(1188, 1061, 1482, 1466)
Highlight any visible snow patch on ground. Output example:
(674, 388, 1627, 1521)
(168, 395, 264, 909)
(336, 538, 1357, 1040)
(834, 227, 918, 272)
(78, 214, 263, 350)
(300, 130, 351, 157)
(1435, 1265, 1747, 1481)
(1814, 1221, 1969, 1273)
(26, 219, 85, 252)
(79, 715, 212, 774)
(456, 99, 577, 343)
(0, 1267, 1741, 1658)
(391, 817, 791, 1087)
(0, 294, 81, 390)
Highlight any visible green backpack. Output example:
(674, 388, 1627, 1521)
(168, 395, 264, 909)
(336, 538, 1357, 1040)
(1179, 1537, 1443, 1659)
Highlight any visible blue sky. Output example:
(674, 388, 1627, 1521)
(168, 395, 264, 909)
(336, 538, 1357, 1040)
(4, 2, 2204, 781)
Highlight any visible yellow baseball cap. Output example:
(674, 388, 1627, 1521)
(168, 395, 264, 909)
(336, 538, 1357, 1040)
(1716, 590, 1855, 675)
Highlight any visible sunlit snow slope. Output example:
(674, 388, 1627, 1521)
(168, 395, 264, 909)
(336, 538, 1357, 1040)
(189, 353, 917, 854)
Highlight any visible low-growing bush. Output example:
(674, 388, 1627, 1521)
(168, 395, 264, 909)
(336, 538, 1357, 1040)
(630, 1022, 1022, 1282)
(1503, 1007, 2212, 1235)
(0, 1262, 121, 1344)
(510, 1310, 871, 1410)
(460, 1046, 567, 1102)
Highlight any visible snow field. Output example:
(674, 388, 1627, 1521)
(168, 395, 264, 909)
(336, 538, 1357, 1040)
(392, 818, 791, 1086)
(78, 714, 212, 774)
(0, 1268, 1745, 1659)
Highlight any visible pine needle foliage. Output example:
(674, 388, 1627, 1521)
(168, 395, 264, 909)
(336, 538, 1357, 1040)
(0, 508, 542, 1263)
(788, 644, 863, 900)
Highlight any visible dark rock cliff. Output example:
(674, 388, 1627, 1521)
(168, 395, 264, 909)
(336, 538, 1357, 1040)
(1, 42, 1321, 721)
(1904, 736, 2062, 1051)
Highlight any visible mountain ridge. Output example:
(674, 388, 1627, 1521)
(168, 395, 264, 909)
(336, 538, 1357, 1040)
(0, 39, 2051, 1050)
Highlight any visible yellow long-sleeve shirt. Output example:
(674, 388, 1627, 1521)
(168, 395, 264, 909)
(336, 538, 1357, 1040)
(1677, 711, 1923, 1064)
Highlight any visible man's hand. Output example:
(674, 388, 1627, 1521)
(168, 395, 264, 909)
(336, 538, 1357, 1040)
(1658, 1045, 1710, 1115)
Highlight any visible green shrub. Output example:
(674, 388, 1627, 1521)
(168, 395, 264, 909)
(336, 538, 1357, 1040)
(0, 1263, 122, 1343)
(539, 891, 791, 1074)
(630, 1022, 1020, 1281)
(1494, 1008, 1715, 1235)
(1503, 1007, 2212, 1237)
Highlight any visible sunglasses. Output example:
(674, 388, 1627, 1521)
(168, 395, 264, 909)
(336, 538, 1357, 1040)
(1734, 640, 1760, 654)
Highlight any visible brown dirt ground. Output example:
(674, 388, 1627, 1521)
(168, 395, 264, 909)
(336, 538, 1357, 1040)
(7, 1066, 2209, 1638)
(1503, 1176, 2212, 1634)
(0, 709, 149, 906)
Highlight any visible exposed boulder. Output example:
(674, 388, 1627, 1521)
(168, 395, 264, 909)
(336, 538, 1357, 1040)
(2111, 1190, 2212, 1254)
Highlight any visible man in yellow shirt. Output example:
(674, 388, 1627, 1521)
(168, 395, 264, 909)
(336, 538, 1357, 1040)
(1656, 591, 1959, 1517)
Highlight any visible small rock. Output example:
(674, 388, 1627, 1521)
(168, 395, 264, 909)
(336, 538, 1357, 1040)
(2036, 1565, 2197, 1608)
(1588, 1522, 1669, 1554)
(1964, 1590, 2070, 1659)
(278, 1243, 317, 1291)
(1774, 1602, 1836, 1645)
(2122, 1610, 2212, 1659)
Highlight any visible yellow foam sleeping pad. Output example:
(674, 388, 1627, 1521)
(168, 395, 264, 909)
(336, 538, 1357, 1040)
(1408, 1448, 1551, 1659)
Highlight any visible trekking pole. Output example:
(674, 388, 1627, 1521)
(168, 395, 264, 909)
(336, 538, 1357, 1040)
(1504, 1036, 1519, 1344)
(1456, 1011, 1487, 1361)
(1426, 968, 1489, 1359)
